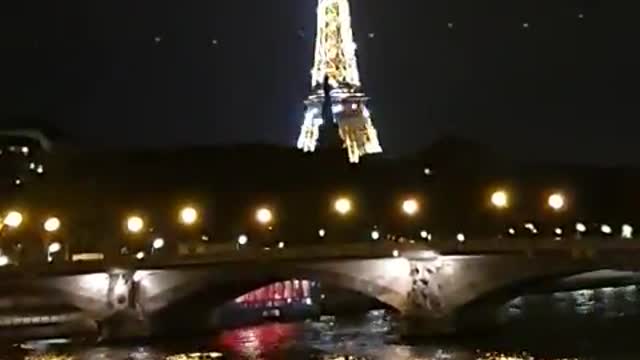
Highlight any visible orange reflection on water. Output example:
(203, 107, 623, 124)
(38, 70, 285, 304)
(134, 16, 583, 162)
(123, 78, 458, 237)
(217, 322, 301, 359)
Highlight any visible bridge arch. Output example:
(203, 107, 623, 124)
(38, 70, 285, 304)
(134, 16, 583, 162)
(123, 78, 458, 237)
(135, 258, 414, 320)
(408, 254, 640, 331)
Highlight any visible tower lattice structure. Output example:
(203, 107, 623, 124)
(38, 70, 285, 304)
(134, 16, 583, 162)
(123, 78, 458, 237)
(296, 0, 382, 163)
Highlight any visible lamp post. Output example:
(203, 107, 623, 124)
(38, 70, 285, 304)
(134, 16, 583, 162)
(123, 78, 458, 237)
(401, 197, 420, 239)
(490, 189, 509, 239)
(255, 206, 274, 247)
(178, 206, 199, 255)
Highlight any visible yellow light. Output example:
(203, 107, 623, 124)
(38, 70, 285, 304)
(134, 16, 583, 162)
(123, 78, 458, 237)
(490, 190, 509, 208)
(179, 206, 198, 225)
(3, 211, 23, 228)
(237, 234, 249, 245)
(401, 198, 419, 216)
(48, 241, 62, 253)
(43, 217, 61, 232)
(126, 216, 144, 233)
(334, 197, 352, 215)
(255, 207, 274, 225)
(548, 193, 566, 211)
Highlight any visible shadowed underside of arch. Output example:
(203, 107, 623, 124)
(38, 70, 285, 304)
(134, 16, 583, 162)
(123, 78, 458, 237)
(138, 258, 413, 317)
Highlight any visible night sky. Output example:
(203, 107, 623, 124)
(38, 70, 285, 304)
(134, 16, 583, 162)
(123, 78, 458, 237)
(2, 1, 638, 164)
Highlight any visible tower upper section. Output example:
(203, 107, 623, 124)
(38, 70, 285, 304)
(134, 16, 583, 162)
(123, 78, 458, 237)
(311, 0, 361, 90)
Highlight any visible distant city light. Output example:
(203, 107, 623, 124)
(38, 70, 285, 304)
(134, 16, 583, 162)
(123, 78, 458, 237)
(456, 233, 466, 242)
(277, 241, 285, 249)
(36, 164, 44, 174)
(318, 228, 326, 238)
(29, 162, 35, 170)
(334, 197, 352, 215)
(3, 211, 23, 228)
(126, 216, 144, 233)
(255, 207, 274, 225)
(43, 217, 61, 232)
(401, 198, 419, 216)
(392, 249, 400, 257)
(491, 190, 509, 209)
(420, 230, 429, 239)
(576, 222, 587, 233)
(601, 224, 612, 235)
(237, 234, 249, 245)
(135, 251, 145, 260)
(554, 227, 563, 236)
(48, 242, 62, 254)
(152, 238, 165, 250)
(371, 230, 380, 240)
(548, 193, 566, 211)
(21, 146, 29, 155)
(423, 167, 432, 175)
(0, 255, 8, 267)
(524, 222, 538, 234)
(179, 206, 198, 225)
(622, 224, 634, 239)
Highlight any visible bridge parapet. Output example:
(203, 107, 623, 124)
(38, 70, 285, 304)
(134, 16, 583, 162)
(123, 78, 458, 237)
(1, 237, 640, 277)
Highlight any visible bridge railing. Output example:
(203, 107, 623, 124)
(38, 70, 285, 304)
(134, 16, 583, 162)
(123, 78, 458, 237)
(2, 236, 640, 276)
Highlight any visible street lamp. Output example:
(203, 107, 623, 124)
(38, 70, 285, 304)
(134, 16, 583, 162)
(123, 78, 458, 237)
(334, 197, 352, 216)
(126, 216, 144, 234)
(237, 234, 248, 246)
(179, 206, 198, 225)
(401, 198, 419, 216)
(48, 242, 62, 254)
(255, 207, 273, 225)
(152, 237, 165, 250)
(490, 190, 509, 209)
(548, 193, 566, 211)
(43, 217, 61, 233)
(3, 211, 23, 229)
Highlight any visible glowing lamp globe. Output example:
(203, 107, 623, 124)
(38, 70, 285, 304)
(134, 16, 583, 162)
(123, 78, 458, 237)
(127, 216, 144, 233)
(179, 207, 198, 225)
(3, 211, 23, 228)
(334, 197, 352, 215)
(401, 198, 419, 216)
(43, 217, 61, 232)
(548, 193, 566, 211)
(255, 207, 273, 225)
(491, 190, 509, 209)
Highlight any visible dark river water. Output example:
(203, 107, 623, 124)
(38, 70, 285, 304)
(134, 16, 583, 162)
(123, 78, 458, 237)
(5, 286, 640, 359)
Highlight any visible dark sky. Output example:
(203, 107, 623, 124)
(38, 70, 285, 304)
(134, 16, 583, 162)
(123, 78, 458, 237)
(2, 0, 638, 164)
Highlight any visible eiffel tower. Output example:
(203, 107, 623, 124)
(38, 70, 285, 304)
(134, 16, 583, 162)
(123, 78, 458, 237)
(296, 0, 383, 163)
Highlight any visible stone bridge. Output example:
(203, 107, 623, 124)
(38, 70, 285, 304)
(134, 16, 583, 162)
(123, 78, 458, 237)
(2, 240, 640, 339)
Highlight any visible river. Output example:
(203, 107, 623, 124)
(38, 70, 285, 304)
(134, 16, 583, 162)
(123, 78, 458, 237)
(4, 286, 640, 359)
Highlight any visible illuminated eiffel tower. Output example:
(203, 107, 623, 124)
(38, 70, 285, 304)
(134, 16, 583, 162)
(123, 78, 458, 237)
(296, 0, 382, 163)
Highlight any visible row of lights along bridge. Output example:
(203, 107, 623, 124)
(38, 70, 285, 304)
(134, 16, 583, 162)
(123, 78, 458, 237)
(0, 189, 569, 234)
(0, 190, 635, 265)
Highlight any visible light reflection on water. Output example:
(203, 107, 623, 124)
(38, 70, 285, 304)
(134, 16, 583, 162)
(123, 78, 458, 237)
(6, 286, 640, 359)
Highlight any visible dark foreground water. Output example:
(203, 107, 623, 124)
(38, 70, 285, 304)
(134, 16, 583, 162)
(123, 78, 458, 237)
(5, 286, 640, 359)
